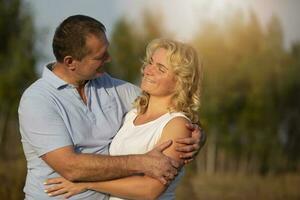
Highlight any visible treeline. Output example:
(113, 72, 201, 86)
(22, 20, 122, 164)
(0, 0, 37, 158)
(0, 0, 37, 199)
(107, 11, 300, 175)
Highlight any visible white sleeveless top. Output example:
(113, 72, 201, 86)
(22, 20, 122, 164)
(109, 109, 188, 200)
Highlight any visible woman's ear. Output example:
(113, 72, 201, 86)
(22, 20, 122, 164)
(63, 56, 76, 71)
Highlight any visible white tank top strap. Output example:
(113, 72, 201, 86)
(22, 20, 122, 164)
(123, 108, 138, 123)
(155, 112, 190, 136)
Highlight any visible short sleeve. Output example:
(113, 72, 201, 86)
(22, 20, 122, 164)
(18, 92, 73, 157)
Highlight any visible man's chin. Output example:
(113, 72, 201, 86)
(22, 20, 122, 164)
(88, 72, 105, 80)
(97, 71, 106, 77)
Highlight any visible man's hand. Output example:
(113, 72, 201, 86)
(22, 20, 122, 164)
(140, 140, 182, 185)
(175, 123, 206, 164)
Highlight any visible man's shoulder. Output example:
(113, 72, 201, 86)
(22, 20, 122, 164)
(19, 78, 58, 109)
(22, 78, 50, 98)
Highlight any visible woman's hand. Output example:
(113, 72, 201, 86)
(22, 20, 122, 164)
(44, 177, 87, 199)
(175, 123, 206, 164)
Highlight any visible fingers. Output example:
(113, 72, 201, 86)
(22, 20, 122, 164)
(44, 177, 68, 197)
(185, 123, 198, 131)
(179, 151, 197, 159)
(175, 137, 197, 145)
(170, 158, 183, 169)
(44, 177, 64, 185)
(64, 192, 75, 199)
(158, 177, 168, 185)
(164, 159, 180, 180)
(184, 122, 207, 147)
(169, 165, 178, 176)
(45, 184, 64, 193)
(158, 172, 176, 185)
(176, 143, 199, 152)
(153, 159, 179, 185)
(155, 140, 172, 152)
(164, 172, 176, 181)
(46, 187, 67, 197)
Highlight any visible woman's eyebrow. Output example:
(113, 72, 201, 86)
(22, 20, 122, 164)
(157, 63, 168, 70)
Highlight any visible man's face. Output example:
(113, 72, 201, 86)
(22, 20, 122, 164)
(74, 33, 111, 81)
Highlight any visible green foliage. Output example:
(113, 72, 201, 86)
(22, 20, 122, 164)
(107, 18, 142, 83)
(0, 1, 37, 199)
(0, 0, 37, 154)
(0, 0, 37, 113)
(107, 11, 168, 84)
(194, 11, 300, 174)
(108, 9, 300, 174)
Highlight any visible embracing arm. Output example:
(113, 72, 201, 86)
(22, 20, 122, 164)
(88, 117, 191, 199)
(42, 146, 141, 182)
(45, 117, 191, 199)
(42, 140, 179, 183)
(19, 93, 179, 183)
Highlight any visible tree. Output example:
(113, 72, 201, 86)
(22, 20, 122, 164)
(107, 18, 142, 83)
(108, 9, 168, 84)
(0, 1, 38, 199)
(0, 0, 37, 158)
(277, 43, 300, 171)
(193, 10, 293, 174)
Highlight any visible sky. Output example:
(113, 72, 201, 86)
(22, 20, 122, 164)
(22, 0, 300, 73)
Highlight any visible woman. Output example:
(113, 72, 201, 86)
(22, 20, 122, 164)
(44, 38, 202, 200)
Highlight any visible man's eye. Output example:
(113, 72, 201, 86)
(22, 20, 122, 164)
(95, 52, 109, 61)
(94, 56, 103, 61)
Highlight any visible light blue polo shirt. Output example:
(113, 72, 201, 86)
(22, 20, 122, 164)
(18, 63, 140, 200)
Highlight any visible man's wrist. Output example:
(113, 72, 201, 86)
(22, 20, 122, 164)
(125, 154, 145, 175)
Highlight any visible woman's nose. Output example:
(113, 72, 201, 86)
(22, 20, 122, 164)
(144, 64, 155, 75)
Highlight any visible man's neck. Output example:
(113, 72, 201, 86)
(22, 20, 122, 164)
(51, 62, 86, 87)
(51, 62, 88, 104)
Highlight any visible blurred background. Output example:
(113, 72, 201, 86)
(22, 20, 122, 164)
(1, 0, 300, 199)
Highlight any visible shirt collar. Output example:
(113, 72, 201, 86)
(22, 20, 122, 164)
(42, 62, 69, 89)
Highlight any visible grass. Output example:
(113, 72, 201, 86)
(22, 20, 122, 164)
(0, 158, 26, 200)
(1, 157, 300, 200)
(176, 172, 300, 200)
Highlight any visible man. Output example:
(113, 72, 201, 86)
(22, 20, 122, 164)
(19, 15, 205, 200)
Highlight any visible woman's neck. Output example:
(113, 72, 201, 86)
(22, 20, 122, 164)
(134, 96, 171, 125)
(143, 96, 172, 117)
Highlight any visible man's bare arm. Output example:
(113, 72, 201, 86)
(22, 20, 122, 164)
(42, 141, 180, 183)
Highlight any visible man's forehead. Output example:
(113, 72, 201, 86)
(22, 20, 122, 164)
(86, 33, 109, 46)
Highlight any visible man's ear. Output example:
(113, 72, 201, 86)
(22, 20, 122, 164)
(63, 56, 76, 71)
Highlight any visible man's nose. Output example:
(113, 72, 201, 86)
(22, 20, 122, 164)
(105, 53, 112, 63)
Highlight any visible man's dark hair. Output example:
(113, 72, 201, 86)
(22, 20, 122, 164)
(52, 15, 106, 62)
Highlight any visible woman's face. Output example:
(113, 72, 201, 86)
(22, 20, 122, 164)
(141, 48, 177, 97)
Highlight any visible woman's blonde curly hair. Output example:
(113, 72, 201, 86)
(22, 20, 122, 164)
(134, 38, 202, 123)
